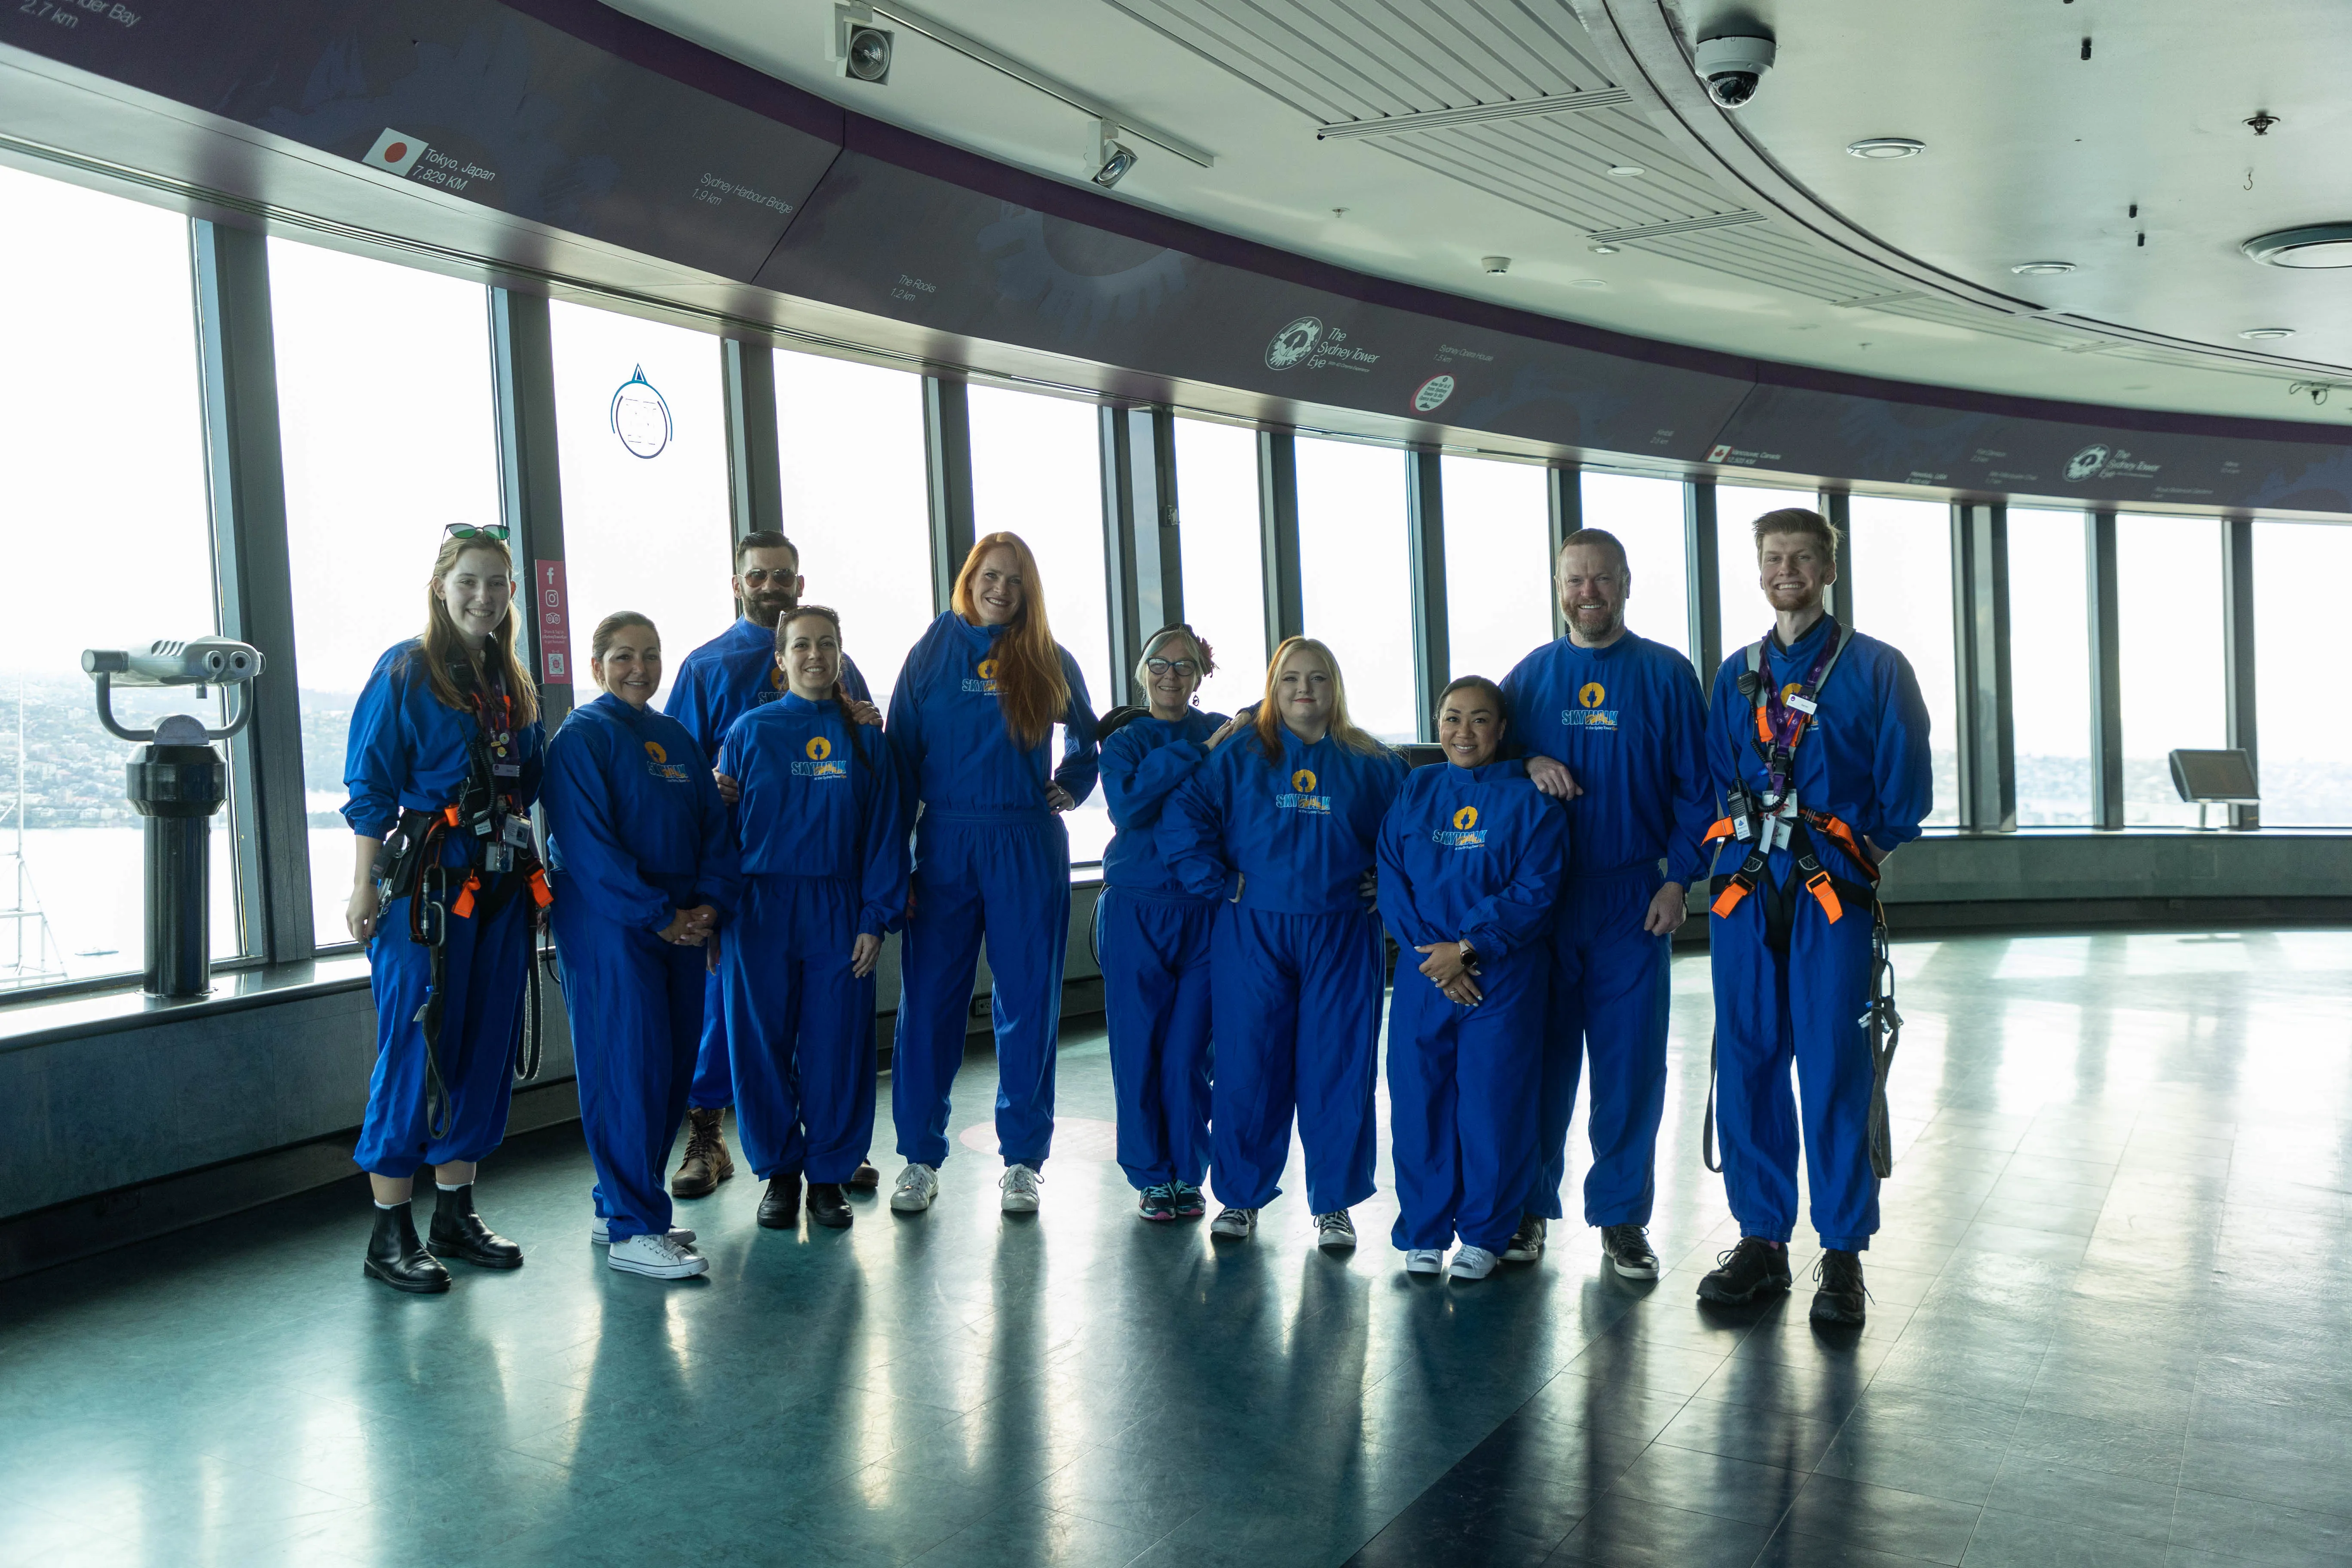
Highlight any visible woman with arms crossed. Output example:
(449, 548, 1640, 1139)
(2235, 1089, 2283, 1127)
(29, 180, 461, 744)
(540, 612, 741, 1280)
(1162, 637, 1407, 1250)
(1096, 625, 1225, 1222)
(343, 526, 546, 1293)
(721, 606, 908, 1234)
(885, 534, 1099, 1217)
(1376, 677, 1567, 1282)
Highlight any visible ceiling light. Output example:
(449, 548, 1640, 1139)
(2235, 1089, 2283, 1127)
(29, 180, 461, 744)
(1846, 137, 1924, 159)
(2011, 260, 2077, 276)
(2242, 224, 2352, 268)
(1607, 165, 1645, 177)
(1589, 243, 1620, 254)
(2238, 327, 2297, 341)
(1569, 278, 1607, 288)
(1481, 255, 1511, 274)
(1090, 119, 1139, 188)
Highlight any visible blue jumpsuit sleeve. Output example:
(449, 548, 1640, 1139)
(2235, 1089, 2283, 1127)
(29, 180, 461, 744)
(341, 654, 407, 841)
(1497, 652, 1536, 761)
(839, 654, 873, 705)
(858, 735, 912, 937)
(1100, 732, 1206, 831)
(1662, 660, 1714, 887)
(1865, 649, 1935, 852)
(1375, 800, 1445, 951)
(686, 747, 743, 920)
(886, 648, 927, 807)
(1705, 660, 1743, 830)
(664, 662, 717, 760)
(517, 710, 547, 810)
(1053, 651, 1101, 805)
(1457, 798, 1568, 962)
(543, 725, 675, 933)
(1161, 751, 1240, 903)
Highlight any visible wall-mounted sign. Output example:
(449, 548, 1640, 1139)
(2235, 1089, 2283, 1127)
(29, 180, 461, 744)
(533, 559, 571, 685)
(610, 366, 671, 459)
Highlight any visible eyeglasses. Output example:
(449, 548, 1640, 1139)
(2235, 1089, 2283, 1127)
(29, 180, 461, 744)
(444, 524, 510, 542)
(1145, 658, 1200, 678)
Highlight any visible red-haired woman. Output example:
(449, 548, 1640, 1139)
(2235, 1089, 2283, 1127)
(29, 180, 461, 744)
(343, 526, 546, 1292)
(885, 533, 1099, 1217)
(1161, 637, 1408, 1250)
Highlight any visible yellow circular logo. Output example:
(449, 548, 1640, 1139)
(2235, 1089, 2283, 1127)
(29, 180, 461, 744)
(805, 735, 832, 761)
(977, 658, 999, 680)
(769, 665, 786, 689)
(643, 741, 668, 763)
(1782, 682, 1803, 706)
(1579, 682, 1606, 709)
(1453, 805, 1479, 830)
(1292, 768, 1318, 793)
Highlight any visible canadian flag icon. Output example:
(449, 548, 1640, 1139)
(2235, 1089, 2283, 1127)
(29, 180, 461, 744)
(363, 128, 429, 177)
(1706, 443, 1734, 463)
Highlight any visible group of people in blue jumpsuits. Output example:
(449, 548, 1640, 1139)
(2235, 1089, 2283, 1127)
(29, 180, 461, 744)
(343, 502, 1929, 1324)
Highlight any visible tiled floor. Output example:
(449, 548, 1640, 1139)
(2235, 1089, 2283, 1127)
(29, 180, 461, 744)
(5, 928, 2351, 1567)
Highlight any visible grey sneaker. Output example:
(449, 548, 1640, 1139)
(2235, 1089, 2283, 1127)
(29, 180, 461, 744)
(1210, 1206, 1258, 1240)
(1000, 1164, 1042, 1214)
(1315, 1210, 1357, 1252)
(1501, 1215, 1547, 1263)
(890, 1163, 940, 1213)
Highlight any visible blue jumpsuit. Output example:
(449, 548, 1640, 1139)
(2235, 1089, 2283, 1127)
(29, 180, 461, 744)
(344, 641, 544, 1178)
(541, 695, 742, 1245)
(667, 617, 870, 1112)
(1499, 632, 1711, 1228)
(720, 694, 908, 1185)
(1163, 727, 1407, 1215)
(887, 612, 1098, 1170)
(1705, 617, 1930, 1251)
(1377, 760, 1568, 1255)
(1096, 709, 1226, 1193)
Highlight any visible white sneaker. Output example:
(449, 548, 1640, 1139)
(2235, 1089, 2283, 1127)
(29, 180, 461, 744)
(590, 1218, 695, 1246)
(1316, 1210, 1357, 1252)
(1210, 1206, 1258, 1240)
(891, 1163, 940, 1213)
(1405, 1249, 1445, 1275)
(1450, 1244, 1500, 1281)
(1000, 1164, 1042, 1214)
(607, 1231, 709, 1280)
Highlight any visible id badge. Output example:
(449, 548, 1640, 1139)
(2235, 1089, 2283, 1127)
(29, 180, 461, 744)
(1788, 693, 1818, 715)
(485, 844, 514, 873)
(493, 762, 522, 778)
(501, 815, 535, 849)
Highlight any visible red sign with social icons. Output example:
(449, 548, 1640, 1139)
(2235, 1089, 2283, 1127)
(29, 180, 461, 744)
(534, 560, 571, 685)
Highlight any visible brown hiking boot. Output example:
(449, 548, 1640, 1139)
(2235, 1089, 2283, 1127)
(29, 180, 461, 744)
(671, 1107, 735, 1198)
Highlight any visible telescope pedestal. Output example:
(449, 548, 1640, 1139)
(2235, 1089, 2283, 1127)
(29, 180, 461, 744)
(127, 730, 227, 998)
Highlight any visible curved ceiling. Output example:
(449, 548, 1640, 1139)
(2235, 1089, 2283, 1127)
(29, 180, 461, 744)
(599, 0, 2352, 430)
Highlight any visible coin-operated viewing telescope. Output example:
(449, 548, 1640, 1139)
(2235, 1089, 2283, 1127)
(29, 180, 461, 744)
(81, 638, 265, 998)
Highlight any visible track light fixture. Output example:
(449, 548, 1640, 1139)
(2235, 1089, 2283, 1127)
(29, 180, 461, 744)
(832, 4, 892, 84)
(1091, 120, 1140, 188)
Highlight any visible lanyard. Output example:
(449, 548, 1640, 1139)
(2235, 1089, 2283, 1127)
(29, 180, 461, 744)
(1752, 619, 1841, 803)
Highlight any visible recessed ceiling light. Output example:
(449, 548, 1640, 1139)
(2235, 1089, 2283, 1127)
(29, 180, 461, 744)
(1569, 278, 1608, 288)
(2242, 225, 2352, 268)
(2011, 260, 2077, 276)
(1607, 165, 1645, 177)
(1589, 243, 1620, 254)
(2238, 327, 2297, 341)
(1846, 137, 1925, 159)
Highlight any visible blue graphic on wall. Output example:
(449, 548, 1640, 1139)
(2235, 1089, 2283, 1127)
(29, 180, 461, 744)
(611, 366, 671, 459)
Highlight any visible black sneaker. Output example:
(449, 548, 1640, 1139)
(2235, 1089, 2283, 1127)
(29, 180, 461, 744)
(1501, 1215, 1547, 1263)
(1810, 1248, 1869, 1326)
(1599, 1224, 1659, 1279)
(1695, 1237, 1794, 1305)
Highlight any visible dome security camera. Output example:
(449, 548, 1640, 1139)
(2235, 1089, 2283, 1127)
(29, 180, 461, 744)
(1693, 33, 1775, 109)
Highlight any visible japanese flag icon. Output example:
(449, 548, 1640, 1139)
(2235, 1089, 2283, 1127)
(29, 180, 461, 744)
(364, 129, 429, 177)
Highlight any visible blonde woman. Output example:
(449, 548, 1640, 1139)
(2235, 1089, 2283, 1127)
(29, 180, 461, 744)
(1161, 637, 1407, 1250)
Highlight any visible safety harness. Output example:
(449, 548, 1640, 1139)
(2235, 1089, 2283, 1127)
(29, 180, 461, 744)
(1699, 620, 1905, 1181)
(371, 657, 553, 1139)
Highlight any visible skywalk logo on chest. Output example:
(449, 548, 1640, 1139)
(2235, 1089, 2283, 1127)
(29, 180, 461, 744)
(960, 657, 1001, 696)
(1432, 803, 1487, 849)
(1561, 681, 1620, 731)
(1275, 766, 1332, 815)
(641, 740, 691, 782)
(791, 733, 848, 779)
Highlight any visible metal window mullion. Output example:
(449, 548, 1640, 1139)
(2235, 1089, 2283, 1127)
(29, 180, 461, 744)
(488, 289, 573, 734)
(1099, 406, 1182, 708)
(923, 377, 976, 615)
(1257, 431, 1303, 658)
(2222, 515, 2259, 829)
(1953, 502, 2015, 832)
(190, 219, 310, 966)
(1546, 462, 1580, 640)
(1406, 450, 1448, 741)
(2087, 508, 2124, 828)
(1821, 490, 1853, 623)
(1684, 479, 1721, 678)
(721, 340, 783, 544)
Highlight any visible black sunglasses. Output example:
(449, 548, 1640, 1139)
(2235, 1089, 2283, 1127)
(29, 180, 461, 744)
(444, 524, 511, 542)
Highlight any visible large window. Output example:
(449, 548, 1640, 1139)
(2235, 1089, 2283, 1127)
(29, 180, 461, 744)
(1173, 419, 1266, 720)
(0, 168, 239, 988)
(1847, 497, 1958, 829)
(1580, 471, 1689, 658)
(1714, 483, 1816, 641)
(1440, 456, 1552, 687)
(967, 386, 1114, 862)
(2115, 514, 2226, 826)
(273, 238, 502, 945)
(1296, 439, 1416, 743)
(2253, 520, 2352, 825)
(774, 350, 933, 709)
(548, 301, 734, 708)
(2008, 508, 2094, 826)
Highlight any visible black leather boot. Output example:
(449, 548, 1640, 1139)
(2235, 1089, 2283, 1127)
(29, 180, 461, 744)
(808, 1182, 852, 1229)
(364, 1203, 451, 1294)
(758, 1172, 803, 1229)
(428, 1183, 524, 1269)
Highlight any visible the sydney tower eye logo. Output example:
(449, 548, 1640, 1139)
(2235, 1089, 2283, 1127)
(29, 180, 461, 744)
(612, 366, 672, 459)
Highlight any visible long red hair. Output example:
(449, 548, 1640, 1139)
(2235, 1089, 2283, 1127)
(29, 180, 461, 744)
(952, 532, 1071, 750)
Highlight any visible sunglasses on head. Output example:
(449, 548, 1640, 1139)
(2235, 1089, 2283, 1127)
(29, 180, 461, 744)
(444, 524, 510, 542)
